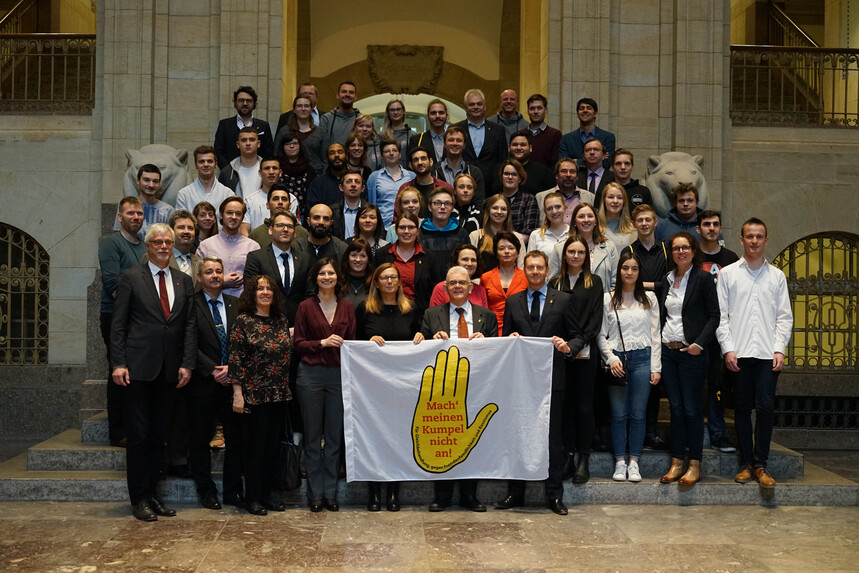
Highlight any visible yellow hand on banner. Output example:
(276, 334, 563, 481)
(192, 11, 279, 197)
(412, 346, 498, 473)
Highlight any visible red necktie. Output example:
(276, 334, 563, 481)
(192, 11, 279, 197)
(158, 270, 170, 318)
(456, 307, 468, 339)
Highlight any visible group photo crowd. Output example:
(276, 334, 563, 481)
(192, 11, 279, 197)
(100, 80, 793, 522)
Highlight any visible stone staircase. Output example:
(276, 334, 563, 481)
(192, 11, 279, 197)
(1, 380, 857, 507)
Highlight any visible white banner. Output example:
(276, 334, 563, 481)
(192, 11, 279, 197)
(341, 337, 554, 481)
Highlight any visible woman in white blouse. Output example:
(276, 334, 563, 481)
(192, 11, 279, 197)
(598, 182, 637, 251)
(598, 251, 662, 483)
(528, 192, 569, 264)
(549, 202, 618, 290)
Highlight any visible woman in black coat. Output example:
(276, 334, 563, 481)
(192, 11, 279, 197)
(657, 232, 720, 486)
(549, 235, 604, 483)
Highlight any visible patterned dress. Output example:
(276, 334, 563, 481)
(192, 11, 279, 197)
(228, 313, 292, 405)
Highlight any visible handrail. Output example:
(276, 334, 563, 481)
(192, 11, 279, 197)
(730, 45, 859, 128)
(732, 45, 859, 55)
(0, 0, 34, 28)
(0, 0, 36, 34)
(768, 1, 819, 48)
(0, 33, 96, 39)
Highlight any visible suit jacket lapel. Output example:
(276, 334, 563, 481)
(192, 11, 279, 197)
(198, 292, 217, 331)
(265, 246, 287, 292)
(518, 291, 534, 336)
(140, 264, 164, 318)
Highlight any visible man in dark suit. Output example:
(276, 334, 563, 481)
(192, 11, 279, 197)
(420, 266, 498, 512)
(244, 210, 311, 325)
(496, 250, 586, 515)
(577, 138, 616, 208)
(455, 89, 508, 182)
(111, 223, 197, 521)
(330, 172, 365, 240)
(213, 86, 273, 169)
(188, 256, 243, 510)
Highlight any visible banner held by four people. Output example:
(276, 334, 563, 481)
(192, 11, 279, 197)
(341, 336, 553, 482)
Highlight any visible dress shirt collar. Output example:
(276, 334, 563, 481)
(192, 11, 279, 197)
(147, 261, 170, 278)
(527, 284, 548, 299)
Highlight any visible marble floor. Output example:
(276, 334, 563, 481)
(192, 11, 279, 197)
(1, 500, 857, 572)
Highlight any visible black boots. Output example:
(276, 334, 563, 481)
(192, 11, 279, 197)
(573, 452, 590, 484)
(367, 482, 381, 511)
(386, 482, 401, 511)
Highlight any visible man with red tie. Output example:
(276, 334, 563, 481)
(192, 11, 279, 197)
(111, 223, 197, 521)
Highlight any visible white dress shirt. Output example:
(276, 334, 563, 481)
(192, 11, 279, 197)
(661, 269, 690, 344)
(272, 243, 294, 290)
(448, 301, 475, 339)
(148, 261, 174, 310)
(716, 258, 793, 359)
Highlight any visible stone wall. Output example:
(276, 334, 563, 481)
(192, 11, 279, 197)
(97, 0, 283, 202)
(547, 0, 729, 199)
(725, 126, 859, 256)
(0, 116, 96, 439)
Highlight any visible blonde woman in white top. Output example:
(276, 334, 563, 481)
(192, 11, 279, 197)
(598, 250, 661, 483)
(598, 182, 637, 251)
(528, 192, 569, 265)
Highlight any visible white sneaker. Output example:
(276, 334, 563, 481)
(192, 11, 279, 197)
(628, 460, 642, 482)
(612, 460, 628, 481)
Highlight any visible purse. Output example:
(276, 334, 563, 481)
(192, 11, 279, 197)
(274, 408, 302, 491)
(606, 308, 629, 386)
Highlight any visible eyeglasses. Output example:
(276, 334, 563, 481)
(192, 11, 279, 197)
(431, 201, 453, 208)
(284, 141, 300, 147)
(388, 107, 404, 112)
(149, 239, 174, 246)
(273, 223, 295, 230)
(502, 172, 519, 178)
(236, 98, 254, 104)
(672, 245, 692, 252)
(397, 225, 417, 232)
(378, 275, 399, 283)
(446, 280, 470, 287)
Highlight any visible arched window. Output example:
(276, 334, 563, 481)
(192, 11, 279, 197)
(0, 223, 49, 365)
(772, 232, 858, 374)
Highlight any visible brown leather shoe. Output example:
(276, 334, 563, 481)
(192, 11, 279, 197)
(735, 466, 753, 483)
(679, 459, 701, 485)
(660, 458, 684, 484)
(754, 467, 776, 488)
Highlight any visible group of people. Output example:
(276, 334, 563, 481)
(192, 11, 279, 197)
(101, 82, 793, 522)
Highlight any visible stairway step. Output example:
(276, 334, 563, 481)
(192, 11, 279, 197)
(27, 429, 224, 472)
(42, 426, 804, 477)
(81, 411, 108, 444)
(81, 380, 107, 410)
(0, 452, 854, 506)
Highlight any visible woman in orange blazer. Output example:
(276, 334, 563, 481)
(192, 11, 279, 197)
(480, 231, 528, 336)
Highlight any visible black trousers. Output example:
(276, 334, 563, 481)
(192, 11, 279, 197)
(563, 352, 598, 454)
(242, 401, 286, 504)
(123, 367, 176, 504)
(100, 313, 125, 442)
(508, 386, 565, 500)
(188, 387, 245, 498)
(434, 479, 479, 505)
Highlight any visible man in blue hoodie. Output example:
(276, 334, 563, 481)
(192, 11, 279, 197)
(656, 183, 717, 243)
(419, 187, 468, 283)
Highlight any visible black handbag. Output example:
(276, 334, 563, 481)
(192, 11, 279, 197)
(605, 308, 628, 386)
(274, 408, 302, 491)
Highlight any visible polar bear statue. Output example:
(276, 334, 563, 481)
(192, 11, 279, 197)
(123, 144, 190, 206)
(645, 152, 709, 218)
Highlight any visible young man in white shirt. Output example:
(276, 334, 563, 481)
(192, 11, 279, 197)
(716, 217, 793, 488)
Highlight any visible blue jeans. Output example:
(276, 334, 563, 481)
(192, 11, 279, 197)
(734, 358, 779, 468)
(607, 348, 652, 459)
(661, 347, 707, 460)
